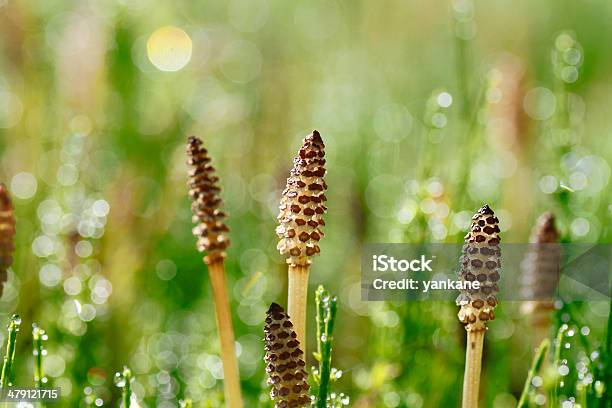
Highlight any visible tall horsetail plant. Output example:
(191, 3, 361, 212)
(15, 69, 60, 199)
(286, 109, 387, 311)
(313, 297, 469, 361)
(0, 315, 21, 391)
(32, 323, 48, 407)
(276, 130, 327, 353)
(114, 366, 133, 407)
(312, 286, 348, 408)
(520, 213, 560, 346)
(0, 183, 16, 297)
(456, 205, 501, 408)
(263, 303, 311, 408)
(187, 136, 243, 408)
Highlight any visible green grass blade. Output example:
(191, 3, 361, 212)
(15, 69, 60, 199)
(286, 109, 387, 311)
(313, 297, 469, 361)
(517, 339, 550, 408)
(315, 286, 338, 408)
(0, 315, 21, 391)
(114, 366, 133, 408)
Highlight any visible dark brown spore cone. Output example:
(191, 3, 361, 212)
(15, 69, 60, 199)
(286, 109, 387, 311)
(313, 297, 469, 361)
(276, 130, 327, 266)
(187, 136, 230, 265)
(264, 303, 310, 408)
(521, 212, 560, 318)
(456, 204, 501, 332)
(0, 184, 15, 296)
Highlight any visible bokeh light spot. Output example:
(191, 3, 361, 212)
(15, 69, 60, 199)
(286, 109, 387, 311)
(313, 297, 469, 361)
(147, 26, 192, 72)
(523, 87, 556, 120)
(11, 172, 38, 199)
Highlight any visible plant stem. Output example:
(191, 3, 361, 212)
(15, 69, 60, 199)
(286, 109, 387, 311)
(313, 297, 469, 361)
(0, 315, 21, 391)
(602, 297, 612, 408)
(32, 324, 46, 389)
(288, 263, 310, 355)
(121, 367, 132, 408)
(32, 324, 47, 408)
(315, 286, 338, 408)
(462, 329, 485, 408)
(550, 324, 568, 407)
(517, 339, 550, 408)
(208, 261, 243, 408)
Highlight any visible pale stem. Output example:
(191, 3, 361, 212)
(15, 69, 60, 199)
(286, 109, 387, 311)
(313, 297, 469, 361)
(288, 263, 310, 355)
(208, 261, 243, 408)
(462, 329, 485, 408)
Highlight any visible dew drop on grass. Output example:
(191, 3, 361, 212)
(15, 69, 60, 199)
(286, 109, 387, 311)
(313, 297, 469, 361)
(580, 326, 590, 336)
(531, 375, 543, 387)
(534, 394, 546, 405)
(558, 365, 570, 376)
(10, 314, 22, 328)
(114, 372, 126, 387)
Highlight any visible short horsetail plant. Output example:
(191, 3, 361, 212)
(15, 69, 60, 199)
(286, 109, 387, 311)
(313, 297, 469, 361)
(312, 286, 348, 408)
(187, 136, 243, 408)
(520, 212, 560, 345)
(264, 303, 310, 408)
(32, 324, 48, 389)
(114, 366, 133, 408)
(456, 205, 501, 408)
(0, 183, 16, 297)
(0, 314, 21, 391)
(276, 130, 327, 352)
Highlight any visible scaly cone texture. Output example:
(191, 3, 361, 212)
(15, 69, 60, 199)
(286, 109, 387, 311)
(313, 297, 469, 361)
(0, 184, 16, 297)
(264, 303, 310, 408)
(520, 212, 560, 324)
(187, 136, 230, 265)
(276, 130, 327, 266)
(456, 204, 501, 332)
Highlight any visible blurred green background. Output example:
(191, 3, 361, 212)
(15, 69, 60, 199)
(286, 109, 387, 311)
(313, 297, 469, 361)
(0, 0, 611, 406)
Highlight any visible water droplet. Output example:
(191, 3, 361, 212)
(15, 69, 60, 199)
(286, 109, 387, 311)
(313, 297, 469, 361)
(11, 314, 21, 326)
(113, 372, 126, 387)
(532, 376, 543, 387)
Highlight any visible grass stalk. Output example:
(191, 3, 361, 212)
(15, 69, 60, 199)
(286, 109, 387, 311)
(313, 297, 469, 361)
(550, 324, 568, 407)
(32, 324, 47, 389)
(288, 264, 311, 350)
(32, 323, 47, 408)
(602, 298, 612, 407)
(0, 314, 21, 391)
(517, 339, 550, 408)
(315, 286, 338, 408)
(114, 366, 133, 408)
(208, 261, 243, 408)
